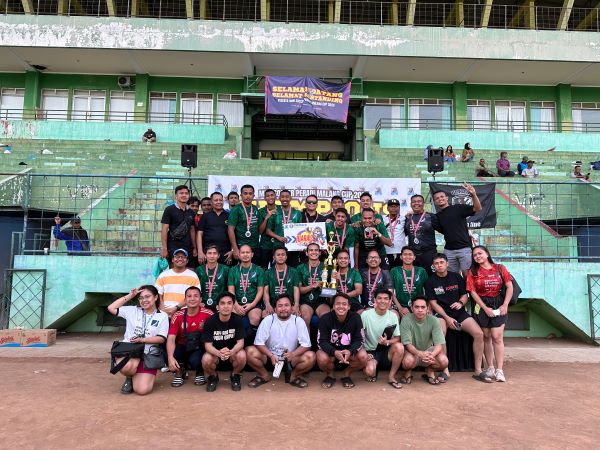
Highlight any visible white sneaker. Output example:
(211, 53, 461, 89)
(484, 367, 495, 378)
(495, 369, 506, 382)
(160, 366, 170, 373)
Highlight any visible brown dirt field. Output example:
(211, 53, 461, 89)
(0, 358, 597, 449)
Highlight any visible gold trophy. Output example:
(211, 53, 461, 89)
(321, 231, 338, 298)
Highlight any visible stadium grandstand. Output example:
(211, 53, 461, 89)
(0, 0, 599, 345)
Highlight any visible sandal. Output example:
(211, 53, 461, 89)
(399, 375, 413, 385)
(321, 376, 336, 389)
(388, 380, 403, 390)
(171, 375, 184, 387)
(422, 374, 440, 385)
(289, 378, 308, 389)
(437, 372, 449, 383)
(194, 374, 206, 386)
(472, 372, 494, 383)
(230, 373, 242, 391)
(365, 376, 377, 382)
(248, 375, 269, 388)
(341, 376, 355, 389)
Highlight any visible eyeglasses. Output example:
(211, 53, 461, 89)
(173, 255, 188, 259)
(367, 256, 380, 260)
(306, 200, 317, 205)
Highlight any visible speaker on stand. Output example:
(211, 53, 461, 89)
(181, 144, 198, 195)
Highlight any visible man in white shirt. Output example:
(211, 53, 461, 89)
(246, 295, 316, 388)
(384, 199, 406, 269)
(521, 160, 539, 178)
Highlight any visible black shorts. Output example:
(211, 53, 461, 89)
(367, 348, 391, 370)
(435, 307, 471, 324)
(476, 295, 508, 328)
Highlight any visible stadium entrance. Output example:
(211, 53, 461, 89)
(251, 113, 356, 161)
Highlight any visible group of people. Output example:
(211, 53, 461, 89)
(424, 143, 475, 163)
(109, 181, 515, 395)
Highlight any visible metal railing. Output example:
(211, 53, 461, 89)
(0, 109, 229, 128)
(2, 1, 600, 32)
(244, 75, 364, 97)
(375, 118, 600, 134)
(1, 173, 598, 261)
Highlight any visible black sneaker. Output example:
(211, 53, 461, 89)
(231, 373, 242, 391)
(206, 375, 219, 392)
(121, 377, 133, 395)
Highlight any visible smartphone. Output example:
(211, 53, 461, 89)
(493, 309, 501, 317)
(454, 320, 462, 330)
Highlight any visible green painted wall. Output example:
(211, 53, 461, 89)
(379, 128, 600, 152)
(0, 119, 225, 143)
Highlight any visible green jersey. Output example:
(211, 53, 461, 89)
(258, 205, 280, 250)
(390, 266, 429, 308)
(297, 262, 324, 306)
(325, 222, 355, 251)
(196, 263, 230, 311)
(361, 309, 401, 351)
(355, 222, 390, 260)
(270, 207, 303, 249)
(351, 212, 384, 224)
(336, 268, 362, 306)
(228, 203, 260, 249)
(227, 263, 265, 305)
(264, 265, 300, 306)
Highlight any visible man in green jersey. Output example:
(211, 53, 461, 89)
(325, 208, 355, 254)
(297, 242, 327, 328)
(256, 188, 278, 269)
(264, 189, 303, 267)
(263, 247, 300, 315)
(390, 246, 428, 318)
(227, 245, 265, 333)
(331, 248, 362, 311)
(228, 184, 260, 263)
(196, 244, 230, 312)
(354, 208, 392, 270)
(350, 192, 384, 224)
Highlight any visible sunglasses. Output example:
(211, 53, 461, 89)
(306, 200, 318, 205)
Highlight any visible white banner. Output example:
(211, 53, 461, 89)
(207, 176, 421, 216)
(283, 222, 327, 251)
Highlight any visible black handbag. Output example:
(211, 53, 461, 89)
(498, 264, 522, 305)
(183, 309, 203, 352)
(110, 341, 144, 374)
(143, 345, 166, 370)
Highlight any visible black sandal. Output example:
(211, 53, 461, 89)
(321, 376, 336, 389)
(248, 375, 269, 388)
(289, 378, 308, 388)
(341, 376, 355, 389)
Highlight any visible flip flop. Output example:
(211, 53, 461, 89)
(399, 375, 413, 385)
(289, 378, 308, 389)
(422, 374, 440, 385)
(321, 376, 336, 389)
(248, 375, 269, 388)
(365, 376, 377, 382)
(472, 372, 494, 383)
(388, 380, 403, 389)
(437, 372, 449, 383)
(341, 376, 355, 389)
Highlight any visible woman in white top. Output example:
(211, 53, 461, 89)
(108, 285, 169, 395)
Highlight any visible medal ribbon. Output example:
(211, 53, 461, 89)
(339, 271, 348, 293)
(205, 264, 217, 299)
(282, 207, 292, 225)
(276, 265, 288, 294)
(240, 264, 252, 297)
(410, 213, 426, 240)
(388, 215, 399, 242)
(242, 205, 254, 232)
(368, 269, 381, 301)
(402, 267, 415, 296)
(335, 223, 346, 249)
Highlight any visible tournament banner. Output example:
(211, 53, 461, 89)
(265, 76, 351, 124)
(283, 223, 327, 251)
(429, 182, 497, 229)
(208, 176, 421, 217)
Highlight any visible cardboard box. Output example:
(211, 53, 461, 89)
(0, 329, 23, 347)
(21, 329, 57, 347)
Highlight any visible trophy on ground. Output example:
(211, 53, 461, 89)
(321, 231, 338, 298)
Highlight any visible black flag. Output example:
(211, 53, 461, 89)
(429, 182, 497, 229)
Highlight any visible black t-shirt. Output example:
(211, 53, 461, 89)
(435, 205, 474, 250)
(143, 130, 156, 139)
(202, 313, 245, 350)
(161, 204, 196, 252)
(424, 271, 467, 314)
(197, 210, 231, 255)
(317, 311, 364, 356)
(359, 268, 392, 308)
(403, 212, 439, 252)
(301, 210, 326, 223)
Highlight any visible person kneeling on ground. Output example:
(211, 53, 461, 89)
(107, 285, 169, 395)
(317, 293, 368, 389)
(361, 289, 405, 389)
(246, 295, 316, 389)
(166, 286, 214, 387)
(400, 296, 448, 386)
(201, 292, 247, 392)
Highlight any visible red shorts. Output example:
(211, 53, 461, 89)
(136, 360, 157, 376)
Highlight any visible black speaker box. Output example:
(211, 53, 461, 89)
(428, 148, 444, 173)
(181, 144, 197, 168)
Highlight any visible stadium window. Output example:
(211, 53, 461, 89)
(149, 92, 177, 123)
(0, 88, 25, 120)
(41, 89, 69, 121)
(72, 90, 106, 122)
(217, 94, 243, 127)
(109, 91, 135, 122)
(364, 98, 405, 130)
(530, 102, 556, 132)
(572, 102, 600, 132)
(408, 99, 452, 130)
(467, 100, 491, 130)
(181, 93, 213, 124)
(494, 101, 526, 132)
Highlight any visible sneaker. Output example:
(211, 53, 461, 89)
(206, 375, 219, 392)
(120, 377, 133, 394)
(484, 367, 495, 378)
(194, 374, 207, 386)
(231, 373, 242, 391)
(495, 369, 506, 382)
(160, 366, 170, 373)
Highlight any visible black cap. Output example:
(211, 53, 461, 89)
(387, 199, 400, 206)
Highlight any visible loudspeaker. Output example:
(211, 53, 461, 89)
(428, 147, 444, 173)
(181, 144, 197, 168)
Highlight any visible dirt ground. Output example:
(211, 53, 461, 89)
(0, 357, 598, 449)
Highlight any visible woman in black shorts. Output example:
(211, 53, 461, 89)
(466, 246, 513, 382)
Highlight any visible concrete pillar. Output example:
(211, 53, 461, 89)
(134, 74, 149, 123)
(556, 84, 572, 132)
(452, 82, 468, 130)
(23, 71, 41, 120)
